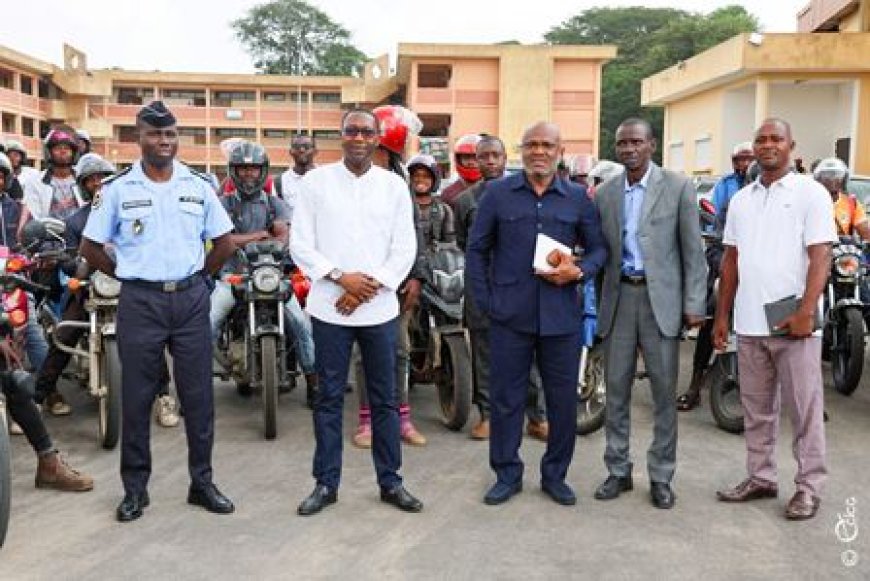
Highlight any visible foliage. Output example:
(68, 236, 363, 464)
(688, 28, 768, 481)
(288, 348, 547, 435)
(545, 5, 759, 162)
(232, 0, 367, 76)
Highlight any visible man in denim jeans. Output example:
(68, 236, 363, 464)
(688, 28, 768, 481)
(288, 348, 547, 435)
(208, 141, 317, 405)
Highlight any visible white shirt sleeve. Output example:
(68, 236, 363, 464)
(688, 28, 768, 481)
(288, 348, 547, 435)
(804, 180, 838, 246)
(722, 193, 739, 246)
(369, 177, 417, 291)
(22, 177, 46, 220)
(289, 175, 333, 281)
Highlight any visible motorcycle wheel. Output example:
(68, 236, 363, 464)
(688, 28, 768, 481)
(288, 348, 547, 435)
(832, 308, 864, 396)
(0, 409, 10, 547)
(100, 339, 122, 450)
(710, 352, 744, 434)
(436, 334, 472, 431)
(576, 345, 606, 435)
(261, 336, 278, 440)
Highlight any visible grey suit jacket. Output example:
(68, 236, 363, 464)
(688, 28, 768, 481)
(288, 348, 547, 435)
(595, 164, 707, 338)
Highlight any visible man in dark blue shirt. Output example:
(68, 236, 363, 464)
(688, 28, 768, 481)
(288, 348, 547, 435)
(467, 122, 607, 507)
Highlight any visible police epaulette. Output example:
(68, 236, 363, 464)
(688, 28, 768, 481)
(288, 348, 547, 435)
(101, 166, 132, 185)
(182, 163, 212, 183)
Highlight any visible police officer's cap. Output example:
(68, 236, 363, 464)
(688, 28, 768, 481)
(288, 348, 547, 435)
(137, 101, 177, 128)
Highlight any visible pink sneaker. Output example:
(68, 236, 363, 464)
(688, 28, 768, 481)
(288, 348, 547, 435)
(352, 407, 372, 449)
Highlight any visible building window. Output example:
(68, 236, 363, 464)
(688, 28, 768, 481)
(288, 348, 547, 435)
(213, 91, 256, 107)
(179, 126, 207, 145)
(2, 113, 15, 134)
(312, 129, 341, 140)
(0, 68, 12, 90)
(263, 92, 287, 102)
(38, 78, 52, 99)
(263, 129, 290, 139)
(39, 120, 50, 139)
(162, 89, 206, 106)
(290, 91, 309, 103)
(22, 117, 35, 137)
(417, 64, 452, 88)
(214, 127, 256, 139)
(694, 136, 712, 170)
(312, 92, 340, 103)
(20, 75, 33, 95)
(117, 87, 154, 105)
(118, 125, 138, 143)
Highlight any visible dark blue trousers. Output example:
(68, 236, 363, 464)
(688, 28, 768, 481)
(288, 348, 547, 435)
(117, 277, 214, 495)
(311, 317, 402, 490)
(489, 321, 580, 486)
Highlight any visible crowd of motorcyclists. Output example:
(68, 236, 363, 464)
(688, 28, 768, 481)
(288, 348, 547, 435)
(0, 104, 867, 512)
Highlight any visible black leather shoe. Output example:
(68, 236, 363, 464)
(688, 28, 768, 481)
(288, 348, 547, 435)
(297, 485, 337, 516)
(484, 481, 523, 505)
(542, 481, 577, 506)
(594, 474, 633, 500)
(380, 485, 423, 513)
(116, 491, 150, 523)
(187, 483, 235, 514)
(650, 481, 675, 509)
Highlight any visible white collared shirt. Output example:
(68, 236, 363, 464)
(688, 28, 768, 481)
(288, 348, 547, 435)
(280, 166, 313, 221)
(723, 172, 836, 335)
(290, 161, 417, 326)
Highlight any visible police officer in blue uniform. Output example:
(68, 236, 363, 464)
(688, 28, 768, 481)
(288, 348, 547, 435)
(81, 101, 237, 522)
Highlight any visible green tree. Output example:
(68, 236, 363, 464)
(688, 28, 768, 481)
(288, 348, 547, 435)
(232, 0, 367, 76)
(545, 5, 759, 163)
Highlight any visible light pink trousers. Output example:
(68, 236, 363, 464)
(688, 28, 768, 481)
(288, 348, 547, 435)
(737, 335, 827, 496)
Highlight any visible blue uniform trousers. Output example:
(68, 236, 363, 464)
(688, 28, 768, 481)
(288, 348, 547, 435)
(311, 317, 402, 491)
(489, 321, 580, 487)
(117, 276, 214, 495)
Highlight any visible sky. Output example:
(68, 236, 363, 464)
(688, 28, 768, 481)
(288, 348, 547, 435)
(0, 0, 806, 73)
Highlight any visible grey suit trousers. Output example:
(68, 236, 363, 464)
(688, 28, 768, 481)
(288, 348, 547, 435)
(603, 282, 679, 483)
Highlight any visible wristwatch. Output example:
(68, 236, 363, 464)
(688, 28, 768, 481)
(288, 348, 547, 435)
(328, 268, 343, 283)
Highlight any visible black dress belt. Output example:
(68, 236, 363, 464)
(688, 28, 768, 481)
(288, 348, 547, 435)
(620, 273, 647, 285)
(121, 271, 203, 293)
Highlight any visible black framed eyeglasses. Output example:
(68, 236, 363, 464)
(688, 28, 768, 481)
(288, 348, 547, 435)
(341, 127, 378, 139)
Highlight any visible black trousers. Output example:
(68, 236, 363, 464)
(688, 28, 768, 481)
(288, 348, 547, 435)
(117, 277, 214, 495)
(3, 371, 52, 454)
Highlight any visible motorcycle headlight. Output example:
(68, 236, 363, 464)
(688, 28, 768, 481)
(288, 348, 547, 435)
(835, 255, 861, 277)
(252, 266, 282, 293)
(433, 270, 464, 303)
(92, 271, 122, 298)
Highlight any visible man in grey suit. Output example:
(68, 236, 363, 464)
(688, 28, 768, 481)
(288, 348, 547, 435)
(593, 118, 707, 509)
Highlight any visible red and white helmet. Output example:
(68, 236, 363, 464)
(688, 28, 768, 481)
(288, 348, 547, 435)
(372, 105, 423, 155)
(453, 134, 482, 182)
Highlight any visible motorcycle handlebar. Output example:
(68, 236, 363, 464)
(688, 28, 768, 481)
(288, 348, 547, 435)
(0, 273, 51, 294)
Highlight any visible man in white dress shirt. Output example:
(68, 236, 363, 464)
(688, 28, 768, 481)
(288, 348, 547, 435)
(279, 133, 317, 220)
(291, 109, 424, 516)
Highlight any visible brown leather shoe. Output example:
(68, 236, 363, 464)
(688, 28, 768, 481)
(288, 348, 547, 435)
(785, 490, 820, 520)
(470, 419, 490, 440)
(526, 420, 549, 442)
(716, 478, 778, 502)
(35, 452, 94, 492)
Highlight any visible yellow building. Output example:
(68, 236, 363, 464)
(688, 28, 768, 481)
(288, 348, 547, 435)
(1, 42, 615, 177)
(641, 0, 870, 176)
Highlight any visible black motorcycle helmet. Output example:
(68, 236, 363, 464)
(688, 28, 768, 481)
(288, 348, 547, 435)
(406, 154, 441, 194)
(228, 141, 269, 198)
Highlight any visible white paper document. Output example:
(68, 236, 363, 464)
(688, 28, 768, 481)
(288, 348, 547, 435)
(533, 233, 572, 273)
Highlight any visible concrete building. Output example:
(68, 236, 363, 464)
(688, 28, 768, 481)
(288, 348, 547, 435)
(0, 42, 615, 178)
(641, 0, 870, 176)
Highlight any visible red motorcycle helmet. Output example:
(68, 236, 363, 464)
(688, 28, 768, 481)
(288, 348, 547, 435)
(453, 134, 482, 183)
(372, 105, 422, 155)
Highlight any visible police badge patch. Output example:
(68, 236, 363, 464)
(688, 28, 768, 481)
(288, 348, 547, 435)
(92, 191, 103, 210)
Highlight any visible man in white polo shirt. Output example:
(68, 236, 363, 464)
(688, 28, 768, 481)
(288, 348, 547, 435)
(279, 133, 317, 219)
(713, 118, 835, 521)
(290, 109, 423, 516)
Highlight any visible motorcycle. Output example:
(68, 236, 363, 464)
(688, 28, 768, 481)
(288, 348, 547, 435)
(0, 247, 52, 547)
(215, 240, 293, 439)
(409, 242, 472, 430)
(576, 279, 606, 435)
(54, 269, 123, 450)
(823, 237, 866, 395)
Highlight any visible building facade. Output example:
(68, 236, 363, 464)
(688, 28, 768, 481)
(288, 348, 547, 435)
(641, 0, 870, 177)
(1, 42, 615, 179)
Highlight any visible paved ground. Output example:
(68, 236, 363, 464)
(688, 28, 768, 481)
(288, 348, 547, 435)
(1, 341, 869, 580)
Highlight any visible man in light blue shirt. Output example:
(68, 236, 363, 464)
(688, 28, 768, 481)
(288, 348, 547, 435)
(711, 142, 754, 220)
(622, 165, 652, 276)
(81, 101, 236, 523)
